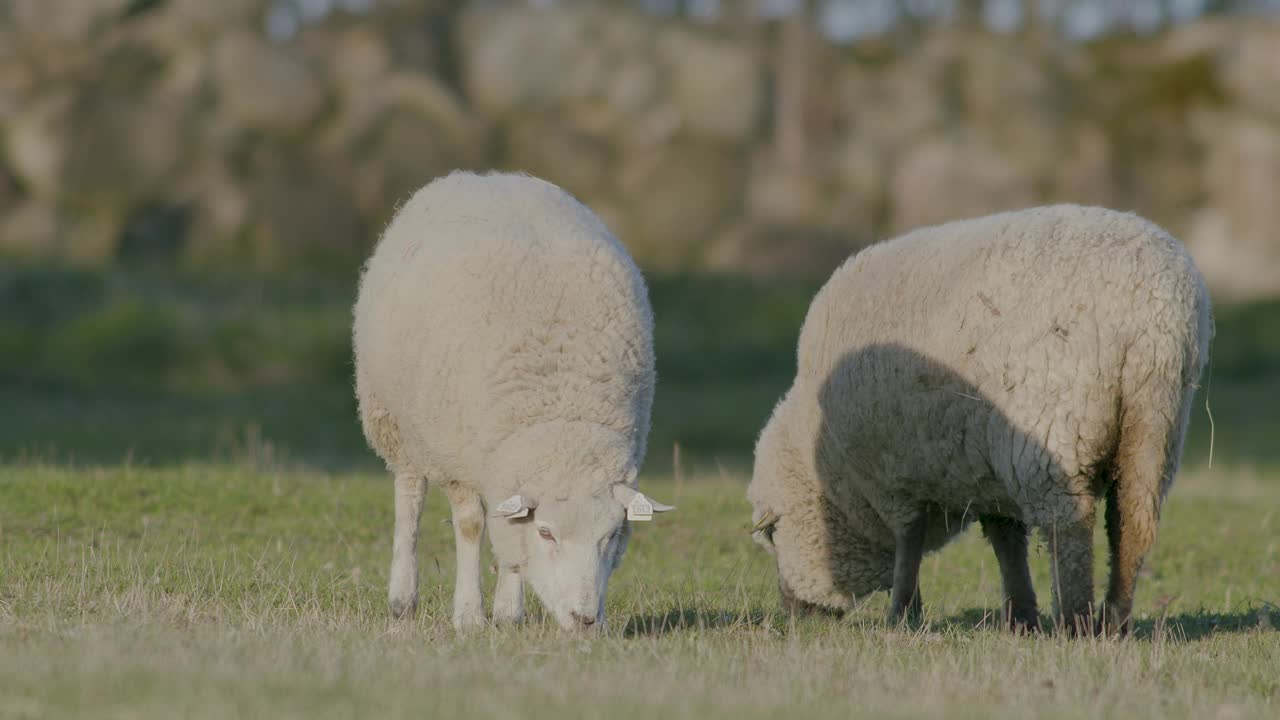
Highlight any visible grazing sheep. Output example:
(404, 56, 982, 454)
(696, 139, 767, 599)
(747, 205, 1213, 635)
(353, 171, 672, 632)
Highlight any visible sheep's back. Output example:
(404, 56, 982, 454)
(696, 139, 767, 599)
(798, 205, 1208, 522)
(353, 172, 654, 475)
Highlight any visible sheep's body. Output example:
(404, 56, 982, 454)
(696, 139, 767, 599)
(748, 205, 1213, 633)
(354, 171, 657, 631)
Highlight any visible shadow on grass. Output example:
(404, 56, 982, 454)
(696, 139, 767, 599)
(622, 608, 773, 637)
(929, 602, 1280, 640)
(1137, 603, 1280, 640)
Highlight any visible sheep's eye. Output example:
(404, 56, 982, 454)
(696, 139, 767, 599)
(538, 526, 555, 541)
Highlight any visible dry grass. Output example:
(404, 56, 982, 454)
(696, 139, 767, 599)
(1, 463, 1277, 719)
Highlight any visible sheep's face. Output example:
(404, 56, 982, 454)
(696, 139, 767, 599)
(750, 501, 870, 615)
(749, 408, 891, 614)
(490, 484, 672, 631)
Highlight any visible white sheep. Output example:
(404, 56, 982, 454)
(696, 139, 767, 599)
(747, 205, 1213, 635)
(353, 171, 673, 632)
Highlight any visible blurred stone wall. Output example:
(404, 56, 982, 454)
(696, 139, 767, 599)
(1, 1, 1279, 300)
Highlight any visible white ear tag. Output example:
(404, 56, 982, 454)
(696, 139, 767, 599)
(626, 493, 654, 521)
(495, 495, 530, 519)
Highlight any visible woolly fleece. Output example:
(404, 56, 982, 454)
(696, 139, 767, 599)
(748, 205, 1213, 632)
(354, 171, 656, 630)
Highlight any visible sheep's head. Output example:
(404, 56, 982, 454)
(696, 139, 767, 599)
(748, 402, 892, 614)
(488, 483, 672, 631)
(486, 422, 672, 631)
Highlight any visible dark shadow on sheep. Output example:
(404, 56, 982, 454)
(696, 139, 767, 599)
(810, 343, 1078, 633)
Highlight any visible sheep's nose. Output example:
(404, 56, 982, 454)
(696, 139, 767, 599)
(571, 612, 596, 629)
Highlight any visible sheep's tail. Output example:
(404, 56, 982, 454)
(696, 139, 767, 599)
(1103, 278, 1211, 630)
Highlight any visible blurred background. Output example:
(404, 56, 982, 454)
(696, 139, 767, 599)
(0, 0, 1277, 472)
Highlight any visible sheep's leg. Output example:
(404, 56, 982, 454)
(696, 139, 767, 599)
(445, 484, 486, 632)
(388, 473, 428, 620)
(1104, 480, 1165, 637)
(1046, 514, 1096, 636)
(980, 515, 1040, 632)
(492, 565, 525, 625)
(888, 516, 926, 625)
(1101, 377, 1196, 638)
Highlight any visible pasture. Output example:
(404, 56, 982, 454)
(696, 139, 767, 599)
(2, 463, 1277, 719)
(2, 267, 1278, 718)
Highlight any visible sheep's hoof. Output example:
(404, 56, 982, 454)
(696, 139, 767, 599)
(492, 608, 525, 626)
(389, 595, 417, 620)
(1055, 611, 1101, 638)
(1096, 607, 1132, 638)
(452, 606, 487, 633)
(1006, 608, 1042, 634)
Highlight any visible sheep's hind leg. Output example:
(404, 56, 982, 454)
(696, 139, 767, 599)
(1045, 514, 1096, 637)
(888, 516, 926, 626)
(980, 515, 1040, 632)
(1100, 385, 1194, 638)
(1103, 470, 1163, 637)
(445, 484, 486, 632)
(388, 472, 428, 620)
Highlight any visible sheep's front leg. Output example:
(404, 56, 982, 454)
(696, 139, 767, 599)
(888, 516, 926, 625)
(980, 515, 1041, 632)
(492, 564, 525, 625)
(445, 485, 486, 632)
(388, 473, 428, 619)
(1046, 515, 1096, 636)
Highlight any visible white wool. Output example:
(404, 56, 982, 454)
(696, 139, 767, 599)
(354, 171, 663, 631)
(748, 205, 1213, 632)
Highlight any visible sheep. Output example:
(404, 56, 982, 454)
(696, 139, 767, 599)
(747, 205, 1213, 635)
(353, 171, 673, 632)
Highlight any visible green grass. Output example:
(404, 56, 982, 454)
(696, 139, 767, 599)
(2, 265, 1278, 716)
(2, 266, 1279, 470)
(2, 464, 1278, 718)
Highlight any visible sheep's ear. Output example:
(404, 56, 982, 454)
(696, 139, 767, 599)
(612, 484, 675, 522)
(751, 510, 779, 534)
(493, 494, 537, 519)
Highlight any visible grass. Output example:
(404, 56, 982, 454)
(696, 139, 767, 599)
(2, 265, 1279, 470)
(2, 264, 1278, 716)
(2, 463, 1278, 719)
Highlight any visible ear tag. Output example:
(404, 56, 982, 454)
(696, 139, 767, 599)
(496, 495, 530, 518)
(626, 493, 654, 522)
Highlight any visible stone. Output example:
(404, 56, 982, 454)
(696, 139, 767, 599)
(63, 96, 190, 202)
(460, 5, 589, 116)
(242, 145, 366, 271)
(1051, 125, 1114, 207)
(1186, 113, 1280, 301)
(964, 39, 1066, 178)
(169, 0, 267, 30)
(656, 25, 763, 142)
(889, 137, 1038, 234)
(839, 64, 946, 148)
(0, 202, 59, 259)
(4, 93, 73, 200)
(8, 0, 130, 44)
(1221, 26, 1280, 122)
(617, 142, 744, 271)
(212, 31, 326, 134)
(504, 115, 613, 207)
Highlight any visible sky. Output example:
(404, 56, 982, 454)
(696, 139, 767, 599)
(265, 0, 1280, 43)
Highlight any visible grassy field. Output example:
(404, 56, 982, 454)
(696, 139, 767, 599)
(2, 265, 1278, 717)
(2, 463, 1277, 719)
(2, 266, 1279, 471)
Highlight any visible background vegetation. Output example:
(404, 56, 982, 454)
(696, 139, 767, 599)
(3, 1, 1280, 718)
